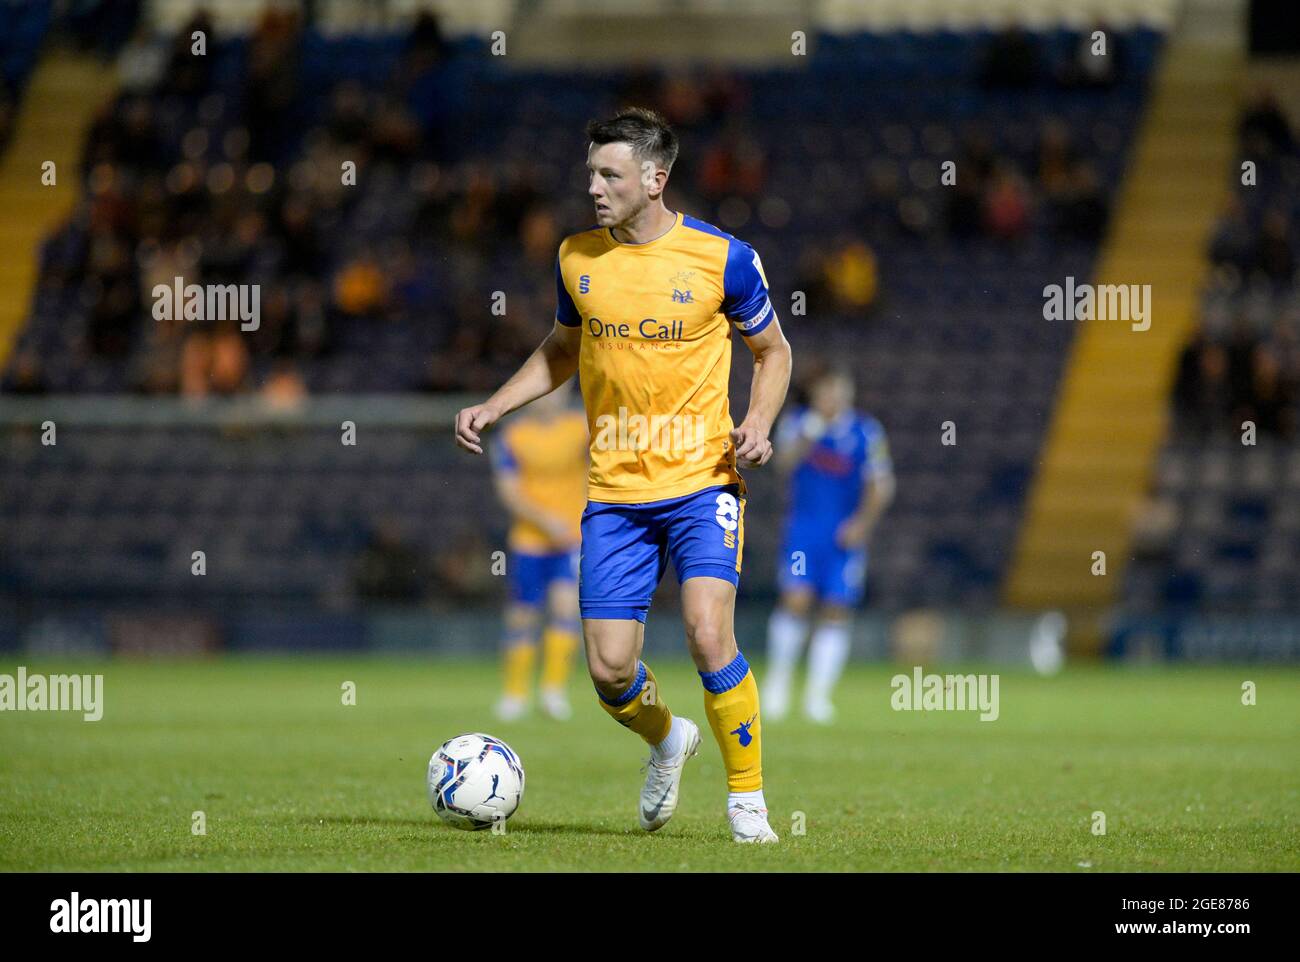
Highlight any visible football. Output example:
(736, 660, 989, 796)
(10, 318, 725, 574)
(427, 733, 525, 830)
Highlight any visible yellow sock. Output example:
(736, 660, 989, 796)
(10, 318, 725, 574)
(597, 661, 673, 746)
(539, 622, 579, 692)
(701, 652, 763, 792)
(502, 636, 536, 700)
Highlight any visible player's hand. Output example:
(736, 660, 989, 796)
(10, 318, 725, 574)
(730, 423, 773, 469)
(835, 515, 871, 549)
(454, 403, 501, 454)
(541, 515, 574, 545)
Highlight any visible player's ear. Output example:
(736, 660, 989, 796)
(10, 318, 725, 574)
(640, 161, 668, 198)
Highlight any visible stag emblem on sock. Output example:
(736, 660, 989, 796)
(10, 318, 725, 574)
(729, 714, 756, 747)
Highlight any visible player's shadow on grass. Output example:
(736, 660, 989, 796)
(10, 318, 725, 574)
(303, 816, 631, 837)
(512, 820, 641, 837)
(307, 815, 433, 829)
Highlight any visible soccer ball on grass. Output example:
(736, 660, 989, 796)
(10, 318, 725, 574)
(427, 733, 525, 830)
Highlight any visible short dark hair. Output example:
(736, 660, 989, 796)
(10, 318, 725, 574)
(586, 107, 679, 175)
(811, 361, 855, 390)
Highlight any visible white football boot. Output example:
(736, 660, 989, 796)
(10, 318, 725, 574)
(539, 688, 572, 721)
(803, 697, 836, 726)
(638, 718, 702, 831)
(494, 695, 528, 722)
(728, 801, 780, 843)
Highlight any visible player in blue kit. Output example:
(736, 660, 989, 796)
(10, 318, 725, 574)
(762, 365, 895, 724)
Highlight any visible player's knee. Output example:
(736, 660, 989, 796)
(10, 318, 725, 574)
(549, 585, 579, 621)
(683, 616, 732, 661)
(587, 654, 637, 695)
(506, 604, 542, 632)
(820, 604, 852, 624)
(781, 591, 814, 618)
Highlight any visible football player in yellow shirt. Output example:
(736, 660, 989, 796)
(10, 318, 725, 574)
(489, 386, 588, 722)
(456, 107, 791, 843)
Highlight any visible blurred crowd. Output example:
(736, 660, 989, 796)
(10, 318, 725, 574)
(10, 12, 1127, 396)
(18, 8, 453, 399)
(1175, 89, 1300, 439)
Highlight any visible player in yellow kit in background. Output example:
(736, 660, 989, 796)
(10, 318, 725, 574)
(489, 385, 588, 722)
(456, 107, 792, 843)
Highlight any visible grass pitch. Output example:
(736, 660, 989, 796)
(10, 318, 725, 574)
(1, 657, 1296, 872)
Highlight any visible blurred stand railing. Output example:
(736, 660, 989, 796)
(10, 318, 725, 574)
(0, 393, 473, 428)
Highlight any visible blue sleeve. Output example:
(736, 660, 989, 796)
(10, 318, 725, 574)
(722, 238, 775, 336)
(490, 434, 519, 475)
(555, 256, 581, 327)
(862, 419, 893, 482)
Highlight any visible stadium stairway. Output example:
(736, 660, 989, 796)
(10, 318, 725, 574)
(0, 47, 114, 369)
(1004, 40, 1240, 650)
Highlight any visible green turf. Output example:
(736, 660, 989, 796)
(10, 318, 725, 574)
(1, 657, 1296, 871)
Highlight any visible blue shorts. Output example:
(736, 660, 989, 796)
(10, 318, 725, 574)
(509, 548, 578, 607)
(777, 525, 867, 607)
(579, 483, 745, 623)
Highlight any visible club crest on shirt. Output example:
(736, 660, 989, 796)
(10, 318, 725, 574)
(669, 271, 695, 303)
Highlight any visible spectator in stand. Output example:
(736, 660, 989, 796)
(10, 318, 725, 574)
(1058, 22, 1125, 89)
(1210, 197, 1256, 275)
(1245, 344, 1296, 438)
(984, 162, 1031, 241)
(1239, 87, 1295, 159)
(244, 8, 303, 164)
(261, 360, 308, 411)
(980, 27, 1041, 88)
(160, 10, 216, 98)
(1059, 161, 1108, 242)
(179, 322, 250, 398)
(821, 233, 883, 312)
(945, 129, 996, 237)
(1174, 334, 1232, 436)
(697, 121, 767, 202)
(1257, 209, 1295, 286)
(5, 351, 48, 395)
(1037, 119, 1076, 198)
(333, 253, 390, 319)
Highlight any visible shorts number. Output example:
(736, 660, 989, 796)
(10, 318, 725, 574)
(714, 493, 739, 532)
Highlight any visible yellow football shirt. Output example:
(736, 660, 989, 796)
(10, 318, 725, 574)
(490, 409, 589, 552)
(554, 211, 776, 504)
